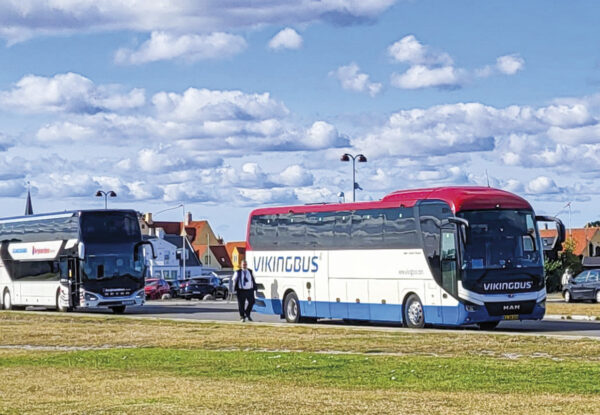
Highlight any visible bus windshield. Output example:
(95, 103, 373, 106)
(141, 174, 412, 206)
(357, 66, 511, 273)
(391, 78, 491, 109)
(80, 211, 140, 244)
(82, 254, 144, 281)
(458, 210, 543, 270)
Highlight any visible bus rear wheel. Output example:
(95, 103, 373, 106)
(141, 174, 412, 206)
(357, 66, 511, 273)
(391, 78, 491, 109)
(110, 305, 126, 314)
(283, 292, 301, 323)
(404, 294, 425, 328)
(477, 321, 500, 330)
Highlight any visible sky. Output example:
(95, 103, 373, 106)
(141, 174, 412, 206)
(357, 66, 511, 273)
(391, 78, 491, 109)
(0, 0, 599, 241)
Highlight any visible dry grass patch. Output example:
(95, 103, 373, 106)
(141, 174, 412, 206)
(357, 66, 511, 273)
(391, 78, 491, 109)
(2, 312, 600, 361)
(1, 366, 599, 415)
(547, 302, 600, 318)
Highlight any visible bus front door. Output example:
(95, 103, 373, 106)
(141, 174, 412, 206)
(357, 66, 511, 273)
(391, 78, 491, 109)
(59, 257, 81, 308)
(440, 228, 460, 324)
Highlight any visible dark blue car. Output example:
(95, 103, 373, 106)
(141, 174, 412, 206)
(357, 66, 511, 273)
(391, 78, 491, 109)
(563, 269, 600, 303)
(181, 275, 228, 300)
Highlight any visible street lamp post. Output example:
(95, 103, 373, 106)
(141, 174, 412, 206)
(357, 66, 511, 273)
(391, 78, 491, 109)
(154, 204, 186, 280)
(340, 153, 367, 202)
(95, 190, 117, 209)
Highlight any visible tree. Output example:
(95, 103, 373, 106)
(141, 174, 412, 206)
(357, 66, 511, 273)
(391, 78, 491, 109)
(544, 236, 582, 292)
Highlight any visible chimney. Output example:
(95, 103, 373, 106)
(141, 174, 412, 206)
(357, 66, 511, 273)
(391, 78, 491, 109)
(185, 211, 192, 226)
(144, 212, 153, 224)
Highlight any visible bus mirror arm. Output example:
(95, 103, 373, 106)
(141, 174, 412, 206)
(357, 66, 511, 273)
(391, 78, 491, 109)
(445, 217, 469, 245)
(134, 241, 156, 260)
(535, 215, 566, 250)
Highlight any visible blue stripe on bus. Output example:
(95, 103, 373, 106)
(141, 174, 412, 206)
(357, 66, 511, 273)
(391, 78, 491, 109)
(254, 298, 545, 326)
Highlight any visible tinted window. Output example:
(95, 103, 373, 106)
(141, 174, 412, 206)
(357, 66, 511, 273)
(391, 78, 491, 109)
(0, 215, 79, 243)
(306, 212, 335, 248)
(352, 210, 384, 246)
(277, 214, 306, 248)
(250, 207, 419, 250)
(249, 215, 277, 249)
(81, 212, 140, 244)
(9, 260, 60, 281)
(383, 208, 418, 248)
(419, 201, 453, 284)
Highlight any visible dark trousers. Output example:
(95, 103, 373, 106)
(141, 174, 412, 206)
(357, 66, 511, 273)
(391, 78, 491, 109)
(236, 289, 255, 318)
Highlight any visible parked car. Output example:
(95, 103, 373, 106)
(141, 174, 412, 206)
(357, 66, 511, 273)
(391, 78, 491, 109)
(165, 279, 182, 297)
(563, 269, 600, 303)
(181, 275, 229, 300)
(145, 278, 171, 300)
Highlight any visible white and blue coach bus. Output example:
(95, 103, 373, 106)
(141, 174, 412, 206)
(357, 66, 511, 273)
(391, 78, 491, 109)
(247, 187, 565, 329)
(0, 210, 154, 313)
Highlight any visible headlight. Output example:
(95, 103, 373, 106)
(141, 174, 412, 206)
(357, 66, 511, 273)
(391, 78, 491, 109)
(538, 300, 546, 309)
(135, 290, 145, 299)
(84, 292, 98, 301)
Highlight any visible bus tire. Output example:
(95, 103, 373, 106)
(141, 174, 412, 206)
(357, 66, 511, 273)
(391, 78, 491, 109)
(404, 294, 425, 329)
(477, 321, 499, 330)
(283, 292, 301, 323)
(110, 305, 126, 314)
(3, 289, 12, 310)
(56, 290, 72, 312)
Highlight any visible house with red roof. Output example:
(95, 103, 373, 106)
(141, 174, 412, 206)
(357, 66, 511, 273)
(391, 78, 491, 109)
(540, 227, 600, 258)
(141, 212, 234, 271)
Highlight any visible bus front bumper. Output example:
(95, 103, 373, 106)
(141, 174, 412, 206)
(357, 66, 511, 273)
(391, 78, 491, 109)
(80, 289, 145, 308)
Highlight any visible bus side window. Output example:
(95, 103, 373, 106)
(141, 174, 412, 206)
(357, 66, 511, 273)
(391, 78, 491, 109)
(383, 207, 418, 248)
(307, 212, 335, 249)
(334, 212, 352, 248)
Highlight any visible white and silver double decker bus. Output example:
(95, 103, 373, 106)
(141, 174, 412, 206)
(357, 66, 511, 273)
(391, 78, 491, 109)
(246, 187, 565, 329)
(0, 209, 153, 313)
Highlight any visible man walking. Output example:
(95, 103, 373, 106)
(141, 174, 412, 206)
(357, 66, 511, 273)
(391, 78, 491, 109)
(232, 260, 256, 322)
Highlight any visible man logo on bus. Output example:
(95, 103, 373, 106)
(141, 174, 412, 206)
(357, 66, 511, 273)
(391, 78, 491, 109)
(253, 255, 319, 273)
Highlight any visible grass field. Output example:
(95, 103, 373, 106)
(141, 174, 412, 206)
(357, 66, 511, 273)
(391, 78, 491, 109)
(547, 301, 600, 318)
(1, 312, 600, 414)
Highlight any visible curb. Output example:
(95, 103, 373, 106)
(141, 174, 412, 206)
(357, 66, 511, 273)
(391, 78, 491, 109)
(545, 314, 600, 322)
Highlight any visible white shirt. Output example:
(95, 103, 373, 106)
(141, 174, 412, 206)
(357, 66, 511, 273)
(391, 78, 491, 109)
(234, 269, 254, 290)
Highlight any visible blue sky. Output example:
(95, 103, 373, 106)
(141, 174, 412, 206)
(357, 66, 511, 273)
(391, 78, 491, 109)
(0, 0, 599, 241)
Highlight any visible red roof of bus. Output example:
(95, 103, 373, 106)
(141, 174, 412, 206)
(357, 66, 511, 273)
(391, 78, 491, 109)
(248, 186, 531, 217)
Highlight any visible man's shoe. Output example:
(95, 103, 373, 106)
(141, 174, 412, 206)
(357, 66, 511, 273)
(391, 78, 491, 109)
(246, 316, 253, 322)
(240, 317, 246, 322)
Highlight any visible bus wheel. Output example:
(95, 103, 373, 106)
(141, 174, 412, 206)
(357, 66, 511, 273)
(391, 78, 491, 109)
(283, 292, 301, 323)
(477, 321, 499, 330)
(3, 290, 12, 310)
(110, 306, 126, 314)
(404, 294, 425, 328)
(56, 291, 72, 312)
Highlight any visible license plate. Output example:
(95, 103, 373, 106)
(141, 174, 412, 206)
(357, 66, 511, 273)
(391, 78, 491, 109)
(193, 291, 200, 294)
(504, 314, 519, 320)
(123, 300, 135, 305)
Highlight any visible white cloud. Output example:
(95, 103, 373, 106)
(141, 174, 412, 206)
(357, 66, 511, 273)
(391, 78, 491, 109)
(390, 65, 463, 89)
(302, 121, 349, 149)
(268, 28, 303, 50)
(387, 35, 453, 66)
(36, 121, 95, 142)
(275, 165, 314, 187)
(496, 54, 525, 75)
(0, 73, 145, 114)
(115, 31, 247, 65)
(329, 63, 382, 96)
(152, 88, 288, 122)
(526, 176, 560, 194)
(0, 1, 396, 43)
